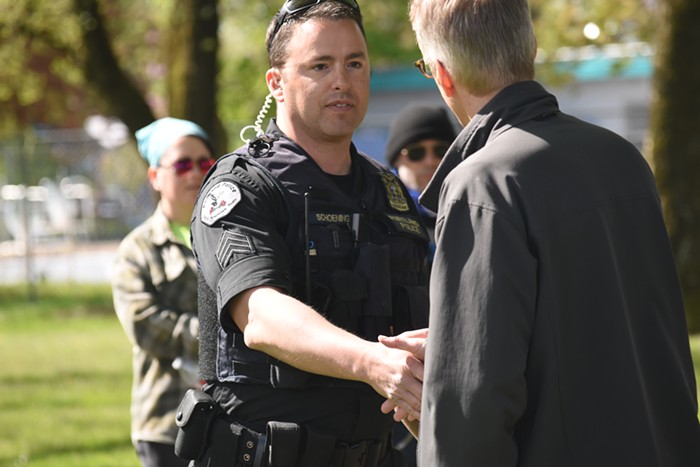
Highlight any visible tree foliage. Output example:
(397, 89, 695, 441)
(531, 0, 655, 48)
(0, 0, 657, 141)
(0, 0, 226, 150)
(0, 0, 90, 132)
(0, 0, 657, 139)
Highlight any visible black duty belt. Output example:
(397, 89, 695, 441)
(175, 389, 392, 467)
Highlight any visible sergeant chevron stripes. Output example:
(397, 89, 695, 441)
(216, 230, 255, 269)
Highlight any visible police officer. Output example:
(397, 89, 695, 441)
(179, 1, 429, 466)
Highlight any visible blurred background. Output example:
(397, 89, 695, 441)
(1, 1, 699, 466)
(0, 0, 697, 318)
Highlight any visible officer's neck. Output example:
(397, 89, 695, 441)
(309, 147, 352, 176)
(277, 120, 352, 175)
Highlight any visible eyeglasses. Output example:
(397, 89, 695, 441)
(160, 158, 215, 176)
(401, 142, 450, 162)
(270, 0, 361, 44)
(414, 58, 434, 79)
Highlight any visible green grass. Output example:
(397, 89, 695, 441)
(0, 284, 139, 467)
(0, 283, 699, 466)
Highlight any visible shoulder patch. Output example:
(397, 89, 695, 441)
(380, 173, 410, 212)
(201, 181, 241, 226)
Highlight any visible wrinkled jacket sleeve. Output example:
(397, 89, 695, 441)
(112, 230, 199, 362)
(419, 198, 537, 466)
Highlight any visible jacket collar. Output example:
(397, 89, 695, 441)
(150, 202, 178, 247)
(419, 80, 559, 212)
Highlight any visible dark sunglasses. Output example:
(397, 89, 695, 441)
(402, 142, 450, 162)
(270, 0, 361, 44)
(160, 158, 215, 176)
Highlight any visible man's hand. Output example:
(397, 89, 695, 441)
(380, 328, 428, 361)
(378, 328, 428, 422)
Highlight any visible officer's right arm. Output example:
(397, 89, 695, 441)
(193, 158, 424, 420)
(228, 285, 425, 421)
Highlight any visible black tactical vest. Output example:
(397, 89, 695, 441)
(197, 133, 430, 388)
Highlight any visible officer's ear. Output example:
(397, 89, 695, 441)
(266, 68, 284, 102)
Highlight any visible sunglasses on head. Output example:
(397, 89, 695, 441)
(270, 0, 361, 44)
(160, 158, 215, 176)
(401, 142, 451, 162)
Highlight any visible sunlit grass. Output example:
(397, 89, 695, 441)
(0, 283, 698, 465)
(0, 284, 139, 467)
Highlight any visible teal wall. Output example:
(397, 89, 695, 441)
(370, 54, 653, 92)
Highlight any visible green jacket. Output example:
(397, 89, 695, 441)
(112, 203, 200, 445)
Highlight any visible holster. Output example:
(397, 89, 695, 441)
(194, 415, 265, 467)
(174, 389, 265, 466)
(174, 389, 397, 467)
(174, 389, 218, 460)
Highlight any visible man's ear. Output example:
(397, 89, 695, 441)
(433, 60, 456, 98)
(266, 68, 284, 102)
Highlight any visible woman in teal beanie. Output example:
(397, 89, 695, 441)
(112, 117, 215, 467)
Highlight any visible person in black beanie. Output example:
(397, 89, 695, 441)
(385, 103, 457, 194)
(384, 103, 457, 466)
(385, 102, 458, 256)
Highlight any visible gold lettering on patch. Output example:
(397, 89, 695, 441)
(380, 173, 409, 212)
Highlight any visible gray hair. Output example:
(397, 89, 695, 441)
(409, 0, 535, 95)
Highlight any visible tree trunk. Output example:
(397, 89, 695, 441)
(167, 0, 227, 155)
(73, 0, 155, 136)
(650, 0, 700, 332)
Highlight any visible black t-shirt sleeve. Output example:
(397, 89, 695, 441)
(191, 158, 293, 316)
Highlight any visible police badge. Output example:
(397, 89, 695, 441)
(380, 173, 410, 212)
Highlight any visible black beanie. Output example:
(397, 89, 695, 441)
(384, 103, 458, 167)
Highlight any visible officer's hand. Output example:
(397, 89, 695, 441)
(379, 328, 428, 362)
(367, 344, 424, 421)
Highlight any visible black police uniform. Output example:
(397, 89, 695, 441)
(183, 122, 429, 467)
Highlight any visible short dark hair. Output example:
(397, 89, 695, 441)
(266, 1, 366, 68)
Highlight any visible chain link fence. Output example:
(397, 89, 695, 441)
(0, 129, 156, 243)
(0, 123, 156, 277)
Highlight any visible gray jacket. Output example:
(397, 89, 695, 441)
(418, 80, 700, 466)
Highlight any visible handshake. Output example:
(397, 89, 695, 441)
(375, 328, 428, 437)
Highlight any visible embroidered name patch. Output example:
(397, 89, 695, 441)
(201, 181, 241, 225)
(313, 212, 352, 225)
